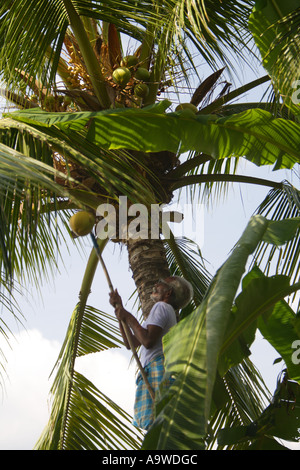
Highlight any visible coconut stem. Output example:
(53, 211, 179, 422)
(62, 0, 111, 109)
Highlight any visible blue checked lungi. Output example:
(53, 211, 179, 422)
(132, 354, 165, 430)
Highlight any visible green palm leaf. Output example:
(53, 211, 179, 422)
(209, 359, 270, 450)
(0, 141, 77, 282)
(36, 368, 142, 450)
(164, 233, 212, 315)
(36, 240, 143, 449)
(251, 183, 300, 299)
(249, 0, 300, 115)
(0, 116, 159, 206)
(0, 0, 255, 102)
(217, 371, 300, 448)
(0, 0, 69, 92)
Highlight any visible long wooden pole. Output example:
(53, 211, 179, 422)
(90, 233, 155, 400)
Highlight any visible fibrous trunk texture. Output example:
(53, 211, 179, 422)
(127, 237, 170, 318)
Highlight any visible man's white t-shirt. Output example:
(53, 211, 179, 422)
(140, 301, 177, 367)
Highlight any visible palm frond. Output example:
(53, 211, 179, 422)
(8, 105, 300, 171)
(208, 358, 271, 450)
(249, 2, 300, 115)
(36, 368, 142, 450)
(36, 242, 143, 449)
(0, 0, 69, 93)
(167, 0, 256, 73)
(0, 280, 25, 394)
(175, 154, 241, 205)
(72, 0, 160, 37)
(77, 305, 123, 355)
(164, 233, 212, 316)
(217, 371, 300, 449)
(0, 141, 77, 283)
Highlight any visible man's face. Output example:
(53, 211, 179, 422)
(150, 281, 171, 302)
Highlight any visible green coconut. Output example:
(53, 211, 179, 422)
(134, 67, 150, 82)
(134, 82, 149, 98)
(121, 55, 139, 68)
(175, 103, 198, 113)
(112, 67, 131, 88)
(69, 211, 95, 237)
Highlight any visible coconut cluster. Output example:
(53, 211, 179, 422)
(111, 55, 151, 104)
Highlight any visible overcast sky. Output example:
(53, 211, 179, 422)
(1, 165, 297, 450)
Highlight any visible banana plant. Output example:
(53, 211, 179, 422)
(143, 215, 300, 449)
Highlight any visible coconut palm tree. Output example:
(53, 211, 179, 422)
(0, 0, 299, 450)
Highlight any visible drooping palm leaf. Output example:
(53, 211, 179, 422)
(251, 182, 300, 300)
(0, 280, 25, 393)
(208, 358, 271, 450)
(0, 141, 77, 283)
(36, 369, 142, 450)
(217, 371, 300, 449)
(0, 115, 159, 206)
(0, 1, 69, 93)
(164, 233, 212, 315)
(36, 240, 143, 449)
(249, 0, 300, 116)
(164, 0, 256, 73)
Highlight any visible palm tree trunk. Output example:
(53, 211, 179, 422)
(127, 237, 170, 318)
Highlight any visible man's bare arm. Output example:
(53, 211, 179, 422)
(110, 289, 162, 350)
(116, 305, 162, 349)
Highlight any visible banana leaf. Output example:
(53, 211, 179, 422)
(4, 102, 300, 170)
(142, 215, 300, 450)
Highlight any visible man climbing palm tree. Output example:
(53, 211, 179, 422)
(109, 276, 193, 429)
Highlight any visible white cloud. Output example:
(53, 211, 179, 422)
(0, 329, 136, 450)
